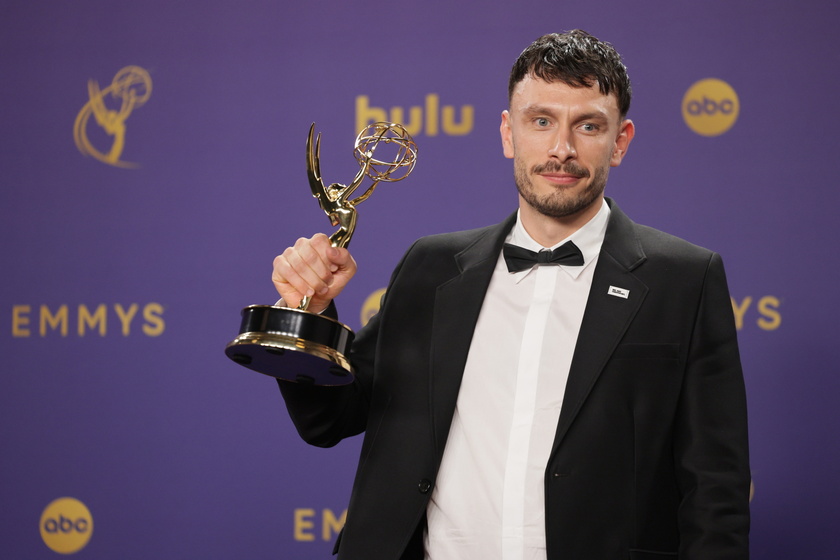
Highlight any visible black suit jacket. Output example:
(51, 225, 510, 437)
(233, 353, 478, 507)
(279, 199, 750, 559)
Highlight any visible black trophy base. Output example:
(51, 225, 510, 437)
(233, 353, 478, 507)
(225, 305, 355, 386)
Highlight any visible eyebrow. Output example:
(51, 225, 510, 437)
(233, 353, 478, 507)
(521, 105, 555, 118)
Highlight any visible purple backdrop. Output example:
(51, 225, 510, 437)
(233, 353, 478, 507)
(2, 0, 839, 557)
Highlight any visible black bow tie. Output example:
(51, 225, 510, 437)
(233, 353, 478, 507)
(503, 241, 584, 273)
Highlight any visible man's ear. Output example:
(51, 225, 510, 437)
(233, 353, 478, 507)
(500, 110, 515, 159)
(610, 119, 635, 167)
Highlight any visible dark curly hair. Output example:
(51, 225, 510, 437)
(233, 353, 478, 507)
(508, 30, 632, 118)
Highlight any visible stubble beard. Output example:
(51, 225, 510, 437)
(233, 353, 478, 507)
(514, 158, 608, 219)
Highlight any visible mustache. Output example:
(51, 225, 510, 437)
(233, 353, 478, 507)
(531, 160, 589, 178)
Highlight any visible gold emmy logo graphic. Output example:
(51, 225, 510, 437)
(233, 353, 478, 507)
(74, 66, 152, 168)
(40, 497, 93, 554)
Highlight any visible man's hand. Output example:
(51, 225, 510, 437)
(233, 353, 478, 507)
(272, 233, 357, 314)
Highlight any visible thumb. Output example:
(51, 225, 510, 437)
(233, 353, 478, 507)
(326, 247, 357, 290)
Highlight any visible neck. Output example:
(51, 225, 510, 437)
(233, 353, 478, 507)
(518, 195, 604, 247)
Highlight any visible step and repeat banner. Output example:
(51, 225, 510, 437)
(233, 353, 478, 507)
(2, 0, 838, 558)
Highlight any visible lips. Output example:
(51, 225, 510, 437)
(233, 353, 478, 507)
(540, 175, 584, 190)
(541, 172, 583, 182)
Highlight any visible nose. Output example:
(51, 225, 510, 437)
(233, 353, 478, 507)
(548, 130, 576, 161)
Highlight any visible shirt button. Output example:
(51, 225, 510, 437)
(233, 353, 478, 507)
(418, 479, 432, 494)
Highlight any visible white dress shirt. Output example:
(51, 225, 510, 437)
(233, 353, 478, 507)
(425, 200, 610, 560)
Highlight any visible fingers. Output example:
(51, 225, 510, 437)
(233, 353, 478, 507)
(273, 235, 331, 303)
(272, 234, 356, 312)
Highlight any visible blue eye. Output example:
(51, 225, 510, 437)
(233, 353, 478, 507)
(536, 118, 549, 127)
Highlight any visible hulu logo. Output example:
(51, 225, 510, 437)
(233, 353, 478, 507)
(356, 94, 474, 137)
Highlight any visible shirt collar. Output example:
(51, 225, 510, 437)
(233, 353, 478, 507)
(505, 198, 611, 281)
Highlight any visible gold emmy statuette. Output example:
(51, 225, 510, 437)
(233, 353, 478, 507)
(225, 122, 417, 385)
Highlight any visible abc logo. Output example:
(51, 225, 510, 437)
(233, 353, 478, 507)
(682, 78, 740, 136)
(40, 497, 93, 554)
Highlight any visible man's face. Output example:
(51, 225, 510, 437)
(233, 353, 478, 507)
(500, 75, 634, 221)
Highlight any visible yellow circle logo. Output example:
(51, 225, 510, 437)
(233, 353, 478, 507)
(681, 78, 739, 136)
(361, 288, 386, 326)
(40, 498, 93, 554)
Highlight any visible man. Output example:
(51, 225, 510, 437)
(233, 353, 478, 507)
(272, 30, 750, 559)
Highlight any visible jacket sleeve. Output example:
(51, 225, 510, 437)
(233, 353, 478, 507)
(275, 301, 382, 448)
(276, 240, 417, 448)
(674, 252, 750, 559)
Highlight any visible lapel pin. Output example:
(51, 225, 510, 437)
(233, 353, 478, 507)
(608, 286, 630, 299)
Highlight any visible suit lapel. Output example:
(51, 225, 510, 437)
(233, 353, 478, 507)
(551, 200, 649, 452)
(429, 214, 516, 457)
